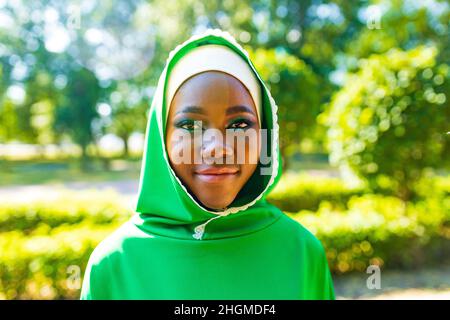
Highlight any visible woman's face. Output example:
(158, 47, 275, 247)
(165, 71, 261, 211)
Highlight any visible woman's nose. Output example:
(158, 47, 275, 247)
(201, 134, 234, 163)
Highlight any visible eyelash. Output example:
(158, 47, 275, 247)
(228, 118, 255, 131)
(174, 118, 255, 131)
(174, 120, 202, 131)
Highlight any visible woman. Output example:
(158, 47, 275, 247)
(80, 29, 335, 300)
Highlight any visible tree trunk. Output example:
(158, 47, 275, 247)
(122, 135, 129, 158)
(279, 142, 289, 172)
(80, 143, 89, 171)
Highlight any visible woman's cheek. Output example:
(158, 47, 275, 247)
(168, 129, 196, 165)
(248, 130, 261, 165)
(228, 129, 260, 165)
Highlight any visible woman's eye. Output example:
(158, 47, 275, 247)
(175, 120, 202, 131)
(228, 119, 253, 130)
(181, 123, 197, 130)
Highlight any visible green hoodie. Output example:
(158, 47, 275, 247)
(80, 29, 335, 300)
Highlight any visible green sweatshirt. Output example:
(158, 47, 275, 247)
(80, 29, 335, 300)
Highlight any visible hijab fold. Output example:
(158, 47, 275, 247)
(132, 29, 283, 240)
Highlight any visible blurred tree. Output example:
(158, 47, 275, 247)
(0, 100, 19, 144)
(1, 0, 448, 172)
(55, 68, 100, 165)
(0, 60, 20, 143)
(106, 82, 148, 157)
(25, 70, 60, 155)
(346, 0, 450, 61)
(319, 46, 450, 200)
(248, 47, 321, 169)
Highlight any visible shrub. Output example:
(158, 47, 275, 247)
(267, 172, 366, 212)
(248, 47, 322, 167)
(319, 46, 450, 200)
(292, 194, 450, 274)
(0, 221, 121, 299)
(0, 190, 132, 233)
(0, 186, 449, 299)
(0, 190, 132, 299)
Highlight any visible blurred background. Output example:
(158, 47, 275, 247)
(0, 0, 449, 300)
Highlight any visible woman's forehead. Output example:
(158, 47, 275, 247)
(170, 71, 256, 113)
(178, 71, 251, 94)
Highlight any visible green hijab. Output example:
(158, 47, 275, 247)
(80, 29, 335, 300)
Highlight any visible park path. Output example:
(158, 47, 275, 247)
(360, 289, 450, 300)
(334, 265, 450, 300)
(0, 179, 139, 202)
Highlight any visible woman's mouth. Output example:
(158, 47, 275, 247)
(194, 166, 239, 183)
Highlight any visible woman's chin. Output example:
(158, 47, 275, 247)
(198, 196, 235, 211)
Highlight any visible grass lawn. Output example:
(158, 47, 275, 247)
(0, 153, 337, 187)
(0, 158, 142, 187)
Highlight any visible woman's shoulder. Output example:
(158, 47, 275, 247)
(277, 213, 327, 257)
(86, 217, 143, 267)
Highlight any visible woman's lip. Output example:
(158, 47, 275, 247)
(195, 167, 239, 175)
(194, 167, 239, 183)
(195, 172, 238, 183)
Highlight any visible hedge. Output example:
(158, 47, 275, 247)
(267, 173, 366, 212)
(0, 222, 121, 299)
(0, 181, 449, 299)
(292, 194, 450, 274)
(0, 190, 131, 299)
(267, 173, 450, 212)
(0, 190, 132, 233)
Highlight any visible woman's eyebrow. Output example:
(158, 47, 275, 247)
(226, 105, 255, 116)
(176, 105, 205, 115)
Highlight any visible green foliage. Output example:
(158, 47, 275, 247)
(293, 194, 450, 274)
(346, 0, 450, 60)
(1, 183, 449, 299)
(0, 0, 449, 300)
(267, 173, 366, 212)
(320, 46, 450, 199)
(1, 0, 449, 167)
(104, 82, 148, 156)
(0, 222, 120, 299)
(0, 190, 132, 233)
(0, 100, 19, 143)
(55, 68, 101, 160)
(0, 159, 141, 186)
(248, 47, 322, 165)
(0, 191, 131, 299)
